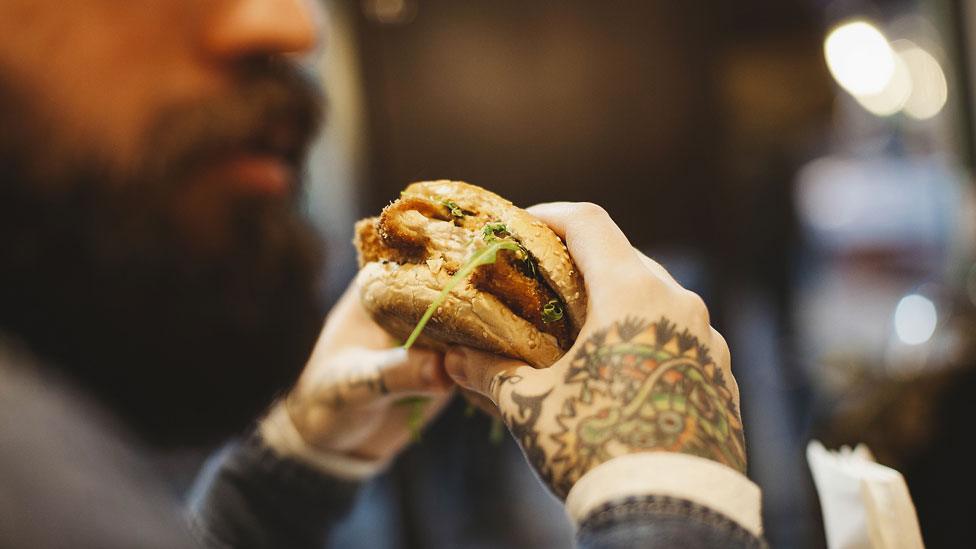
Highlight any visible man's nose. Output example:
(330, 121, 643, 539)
(205, 0, 322, 59)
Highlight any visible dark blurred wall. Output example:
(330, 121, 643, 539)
(351, 0, 832, 270)
(353, 0, 718, 249)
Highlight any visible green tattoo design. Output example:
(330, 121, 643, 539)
(502, 316, 746, 498)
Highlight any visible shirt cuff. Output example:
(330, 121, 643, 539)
(258, 403, 390, 481)
(565, 452, 763, 537)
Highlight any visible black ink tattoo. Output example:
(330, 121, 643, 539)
(315, 366, 389, 411)
(507, 389, 556, 489)
(500, 316, 746, 499)
(489, 371, 522, 398)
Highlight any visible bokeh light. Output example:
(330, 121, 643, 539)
(824, 20, 949, 120)
(894, 294, 938, 345)
(855, 50, 912, 116)
(899, 44, 948, 120)
(824, 20, 896, 96)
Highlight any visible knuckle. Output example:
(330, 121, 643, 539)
(488, 372, 511, 403)
(574, 201, 610, 221)
(682, 288, 706, 310)
(484, 369, 496, 393)
(710, 328, 731, 361)
(680, 289, 710, 324)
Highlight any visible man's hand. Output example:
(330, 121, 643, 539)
(445, 202, 745, 498)
(269, 284, 454, 463)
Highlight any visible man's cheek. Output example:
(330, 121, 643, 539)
(0, 2, 224, 178)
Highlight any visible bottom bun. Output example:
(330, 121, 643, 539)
(355, 261, 564, 368)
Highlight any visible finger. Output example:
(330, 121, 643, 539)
(376, 347, 453, 395)
(385, 390, 455, 431)
(322, 347, 450, 407)
(351, 390, 456, 459)
(710, 327, 731, 370)
(709, 327, 739, 405)
(444, 346, 536, 405)
(460, 388, 501, 418)
(634, 248, 681, 289)
(526, 202, 640, 286)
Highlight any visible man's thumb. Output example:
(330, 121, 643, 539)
(444, 346, 529, 404)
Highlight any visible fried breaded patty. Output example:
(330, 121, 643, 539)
(378, 197, 450, 252)
(354, 217, 423, 267)
(471, 251, 572, 348)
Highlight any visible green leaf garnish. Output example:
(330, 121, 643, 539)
(521, 252, 537, 278)
(396, 396, 431, 442)
(403, 238, 522, 349)
(481, 221, 508, 241)
(489, 417, 505, 444)
(482, 221, 538, 277)
(440, 198, 465, 219)
(542, 299, 564, 323)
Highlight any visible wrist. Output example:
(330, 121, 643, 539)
(259, 402, 390, 481)
(565, 452, 762, 536)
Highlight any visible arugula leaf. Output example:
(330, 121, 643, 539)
(403, 238, 522, 349)
(521, 251, 537, 278)
(542, 299, 564, 323)
(482, 221, 539, 277)
(440, 198, 465, 219)
(489, 417, 505, 444)
(396, 396, 431, 441)
(481, 221, 508, 241)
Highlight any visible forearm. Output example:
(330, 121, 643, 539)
(186, 432, 364, 549)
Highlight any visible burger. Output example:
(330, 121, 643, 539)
(353, 180, 586, 368)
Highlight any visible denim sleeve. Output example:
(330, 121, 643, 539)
(186, 432, 363, 549)
(576, 495, 768, 549)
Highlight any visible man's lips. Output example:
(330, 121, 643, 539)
(203, 153, 295, 195)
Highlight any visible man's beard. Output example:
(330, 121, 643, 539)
(0, 58, 327, 447)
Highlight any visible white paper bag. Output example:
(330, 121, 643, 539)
(806, 440, 925, 549)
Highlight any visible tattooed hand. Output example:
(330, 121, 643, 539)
(270, 284, 454, 461)
(445, 202, 745, 499)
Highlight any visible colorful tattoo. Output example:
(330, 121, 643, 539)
(499, 316, 746, 498)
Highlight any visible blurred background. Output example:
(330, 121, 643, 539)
(298, 0, 976, 546)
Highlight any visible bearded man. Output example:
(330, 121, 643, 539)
(0, 1, 764, 547)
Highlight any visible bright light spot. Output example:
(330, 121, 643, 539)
(855, 52, 912, 116)
(824, 20, 896, 96)
(894, 294, 937, 345)
(898, 45, 948, 120)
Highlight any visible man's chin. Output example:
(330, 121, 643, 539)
(89, 209, 326, 448)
